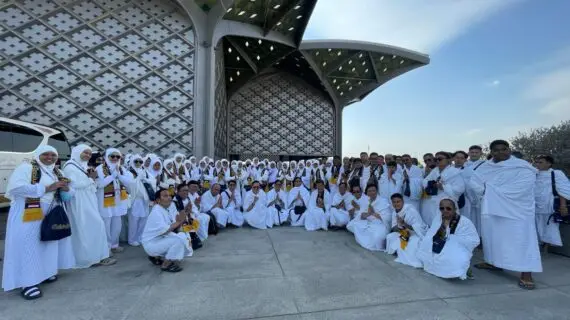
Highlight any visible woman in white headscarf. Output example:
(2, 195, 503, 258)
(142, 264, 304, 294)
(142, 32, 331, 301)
(182, 160, 192, 183)
(160, 159, 179, 194)
(96, 148, 133, 253)
(146, 157, 163, 190)
(2, 146, 75, 300)
(126, 154, 155, 246)
(63, 144, 115, 268)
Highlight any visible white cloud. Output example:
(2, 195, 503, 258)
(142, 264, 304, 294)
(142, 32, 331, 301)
(465, 128, 482, 136)
(304, 0, 523, 53)
(523, 66, 570, 118)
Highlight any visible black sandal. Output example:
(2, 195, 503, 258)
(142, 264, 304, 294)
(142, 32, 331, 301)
(148, 256, 164, 266)
(42, 275, 58, 284)
(161, 263, 183, 273)
(21, 286, 42, 300)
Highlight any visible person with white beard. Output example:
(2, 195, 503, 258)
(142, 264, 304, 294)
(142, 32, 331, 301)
(96, 148, 133, 253)
(63, 144, 115, 268)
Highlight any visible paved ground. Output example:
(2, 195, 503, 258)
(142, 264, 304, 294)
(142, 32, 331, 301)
(1, 227, 570, 320)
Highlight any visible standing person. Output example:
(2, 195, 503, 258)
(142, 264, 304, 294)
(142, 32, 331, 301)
(466, 145, 485, 168)
(2, 146, 75, 299)
(378, 161, 403, 200)
(470, 140, 542, 290)
(534, 155, 570, 251)
(127, 154, 154, 247)
(96, 148, 133, 253)
(63, 144, 115, 268)
(401, 154, 423, 212)
(421, 152, 465, 226)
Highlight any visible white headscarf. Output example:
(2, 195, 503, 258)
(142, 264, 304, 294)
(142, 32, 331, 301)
(6, 145, 59, 200)
(130, 154, 145, 177)
(163, 159, 175, 175)
(147, 157, 163, 178)
(70, 144, 91, 170)
(189, 156, 197, 166)
(105, 148, 121, 172)
(174, 153, 185, 169)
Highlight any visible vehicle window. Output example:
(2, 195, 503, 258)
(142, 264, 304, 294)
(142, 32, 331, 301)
(11, 124, 44, 153)
(0, 122, 13, 152)
(48, 133, 71, 160)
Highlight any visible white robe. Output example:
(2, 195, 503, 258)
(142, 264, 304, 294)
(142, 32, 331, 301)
(96, 165, 132, 218)
(346, 194, 369, 228)
(2, 163, 75, 291)
(421, 166, 465, 226)
(402, 165, 423, 212)
(305, 190, 331, 231)
(222, 188, 244, 227)
(470, 157, 542, 272)
(266, 188, 289, 225)
(243, 190, 271, 229)
(200, 191, 229, 227)
(347, 196, 392, 251)
(188, 192, 209, 240)
(535, 169, 570, 246)
(385, 204, 428, 268)
(417, 214, 479, 279)
(329, 191, 352, 227)
(141, 204, 192, 260)
(63, 161, 109, 268)
(288, 186, 310, 227)
(379, 171, 403, 200)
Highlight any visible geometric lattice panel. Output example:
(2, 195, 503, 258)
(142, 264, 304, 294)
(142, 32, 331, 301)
(0, 0, 195, 157)
(229, 72, 334, 157)
(213, 41, 228, 159)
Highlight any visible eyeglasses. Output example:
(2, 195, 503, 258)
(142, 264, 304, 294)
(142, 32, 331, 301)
(109, 155, 121, 159)
(134, 160, 143, 164)
(439, 206, 453, 212)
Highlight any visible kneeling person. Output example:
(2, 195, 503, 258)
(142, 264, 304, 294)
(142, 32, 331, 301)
(417, 197, 479, 280)
(142, 189, 192, 273)
(385, 193, 428, 268)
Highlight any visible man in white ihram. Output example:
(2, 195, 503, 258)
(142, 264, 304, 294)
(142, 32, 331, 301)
(470, 140, 541, 290)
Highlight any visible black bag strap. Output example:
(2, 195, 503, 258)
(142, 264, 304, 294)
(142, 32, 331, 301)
(473, 161, 485, 171)
(63, 161, 90, 178)
(551, 171, 559, 197)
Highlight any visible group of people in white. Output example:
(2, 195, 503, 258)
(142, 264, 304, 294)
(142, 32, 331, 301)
(2, 140, 569, 300)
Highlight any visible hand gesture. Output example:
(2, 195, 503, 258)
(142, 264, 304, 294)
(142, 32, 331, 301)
(397, 216, 405, 227)
(88, 169, 98, 179)
(46, 181, 67, 192)
(175, 211, 186, 223)
(436, 181, 444, 190)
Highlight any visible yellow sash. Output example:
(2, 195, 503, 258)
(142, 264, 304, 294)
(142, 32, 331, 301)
(120, 185, 128, 200)
(399, 228, 410, 249)
(23, 200, 43, 222)
(103, 184, 115, 208)
(203, 180, 210, 189)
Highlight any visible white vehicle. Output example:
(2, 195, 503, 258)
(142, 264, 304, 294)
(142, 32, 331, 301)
(0, 117, 71, 208)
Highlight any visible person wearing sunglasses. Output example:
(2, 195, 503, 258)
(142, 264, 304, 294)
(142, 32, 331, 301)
(417, 197, 479, 280)
(346, 184, 368, 224)
(385, 193, 427, 268)
(470, 140, 541, 290)
(243, 181, 272, 229)
(96, 148, 133, 253)
(421, 151, 465, 227)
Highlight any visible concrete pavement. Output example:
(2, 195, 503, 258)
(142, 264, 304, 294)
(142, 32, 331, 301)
(1, 227, 570, 320)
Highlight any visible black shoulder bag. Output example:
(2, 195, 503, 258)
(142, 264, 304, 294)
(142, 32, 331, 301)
(548, 171, 570, 225)
(41, 190, 72, 241)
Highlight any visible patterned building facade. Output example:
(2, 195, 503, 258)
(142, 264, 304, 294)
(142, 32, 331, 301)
(1, 0, 429, 159)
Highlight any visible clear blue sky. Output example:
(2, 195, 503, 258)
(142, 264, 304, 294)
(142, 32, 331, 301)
(303, 0, 570, 158)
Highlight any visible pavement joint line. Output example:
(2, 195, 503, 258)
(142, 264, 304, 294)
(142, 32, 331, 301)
(266, 229, 287, 278)
(235, 296, 446, 320)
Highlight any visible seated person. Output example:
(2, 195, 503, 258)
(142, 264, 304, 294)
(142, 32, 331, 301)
(347, 184, 392, 251)
(142, 188, 192, 273)
(200, 183, 229, 229)
(304, 179, 331, 231)
(243, 181, 272, 229)
(288, 177, 310, 227)
(329, 182, 352, 229)
(266, 180, 289, 226)
(222, 180, 244, 227)
(385, 193, 428, 268)
(417, 197, 480, 280)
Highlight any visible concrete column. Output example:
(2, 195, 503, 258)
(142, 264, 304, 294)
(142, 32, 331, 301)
(335, 105, 343, 157)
